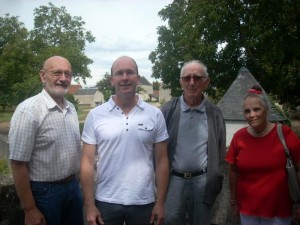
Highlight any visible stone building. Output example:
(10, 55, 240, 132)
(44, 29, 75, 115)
(74, 88, 104, 107)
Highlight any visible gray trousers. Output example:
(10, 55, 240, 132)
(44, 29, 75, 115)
(165, 174, 213, 225)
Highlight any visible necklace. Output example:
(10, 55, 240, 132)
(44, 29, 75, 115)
(250, 123, 270, 137)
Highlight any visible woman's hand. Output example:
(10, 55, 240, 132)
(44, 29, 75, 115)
(229, 199, 239, 215)
(293, 204, 300, 223)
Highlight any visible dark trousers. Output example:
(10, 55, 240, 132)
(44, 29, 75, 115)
(95, 200, 154, 225)
(30, 177, 84, 225)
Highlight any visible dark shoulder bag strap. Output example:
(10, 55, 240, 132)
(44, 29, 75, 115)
(277, 123, 291, 158)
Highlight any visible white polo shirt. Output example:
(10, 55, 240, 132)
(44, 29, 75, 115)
(82, 95, 168, 205)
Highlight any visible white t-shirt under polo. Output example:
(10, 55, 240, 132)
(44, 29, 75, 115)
(82, 95, 168, 205)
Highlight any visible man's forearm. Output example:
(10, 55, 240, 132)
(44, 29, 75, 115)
(80, 145, 97, 208)
(11, 160, 37, 211)
(81, 169, 96, 207)
(155, 160, 169, 204)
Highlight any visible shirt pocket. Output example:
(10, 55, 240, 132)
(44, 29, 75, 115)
(137, 123, 154, 143)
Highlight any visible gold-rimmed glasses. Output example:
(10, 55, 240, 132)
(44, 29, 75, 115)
(44, 70, 73, 79)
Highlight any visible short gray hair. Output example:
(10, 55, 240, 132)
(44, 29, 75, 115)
(180, 60, 209, 77)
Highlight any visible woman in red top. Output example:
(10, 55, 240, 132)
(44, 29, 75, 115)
(225, 85, 300, 225)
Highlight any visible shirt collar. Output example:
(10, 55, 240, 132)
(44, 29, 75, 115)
(41, 89, 69, 110)
(107, 94, 144, 111)
(180, 95, 206, 113)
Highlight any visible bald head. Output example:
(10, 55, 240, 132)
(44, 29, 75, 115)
(111, 56, 138, 76)
(41, 56, 72, 71)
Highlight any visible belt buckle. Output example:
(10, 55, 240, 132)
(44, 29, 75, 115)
(183, 172, 192, 179)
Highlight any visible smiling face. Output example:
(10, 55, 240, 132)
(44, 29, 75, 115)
(180, 62, 210, 107)
(110, 56, 140, 97)
(40, 56, 72, 104)
(243, 96, 268, 129)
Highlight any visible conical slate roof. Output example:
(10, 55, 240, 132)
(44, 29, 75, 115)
(217, 67, 284, 121)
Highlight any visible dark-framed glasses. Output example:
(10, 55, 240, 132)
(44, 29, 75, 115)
(44, 70, 73, 79)
(181, 75, 207, 83)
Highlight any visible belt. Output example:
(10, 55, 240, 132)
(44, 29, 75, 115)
(31, 174, 77, 184)
(171, 169, 207, 179)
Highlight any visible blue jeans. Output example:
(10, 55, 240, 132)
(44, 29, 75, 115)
(30, 177, 84, 225)
(165, 174, 213, 225)
(240, 214, 292, 225)
(95, 200, 154, 225)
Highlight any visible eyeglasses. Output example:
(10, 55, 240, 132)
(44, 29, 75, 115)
(181, 75, 207, 83)
(44, 70, 73, 79)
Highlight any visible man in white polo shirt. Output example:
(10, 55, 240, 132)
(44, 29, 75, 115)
(80, 56, 169, 225)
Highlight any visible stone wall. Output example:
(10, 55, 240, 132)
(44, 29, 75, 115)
(211, 163, 241, 225)
(0, 168, 242, 225)
(0, 175, 23, 225)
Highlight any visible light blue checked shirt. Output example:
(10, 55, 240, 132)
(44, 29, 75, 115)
(9, 89, 81, 181)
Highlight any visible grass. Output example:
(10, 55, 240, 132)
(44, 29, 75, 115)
(0, 159, 10, 174)
(0, 105, 91, 135)
(77, 105, 92, 122)
(76, 105, 92, 134)
(0, 105, 91, 123)
(0, 105, 92, 175)
(0, 102, 161, 124)
(0, 112, 13, 123)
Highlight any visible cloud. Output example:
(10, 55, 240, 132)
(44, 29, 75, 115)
(0, 0, 172, 87)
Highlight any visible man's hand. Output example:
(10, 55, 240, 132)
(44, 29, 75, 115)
(150, 203, 165, 225)
(86, 204, 104, 225)
(24, 207, 46, 225)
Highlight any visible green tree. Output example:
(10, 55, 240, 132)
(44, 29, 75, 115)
(136, 85, 146, 94)
(0, 15, 37, 110)
(153, 81, 160, 90)
(96, 72, 114, 102)
(150, 0, 300, 109)
(0, 3, 95, 108)
(96, 73, 146, 101)
(65, 93, 79, 110)
(30, 3, 95, 83)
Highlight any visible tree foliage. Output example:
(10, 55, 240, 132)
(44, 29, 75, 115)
(0, 15, 37, 109)
(153, 81, 160, 90)
(96, 73, 148, 101)
(96, 72, 114, 102)
(150, 0, 300, 109)
(30, 3, 95, 83)
(0, 3, 95, 108)
(65, 93, 79, 110)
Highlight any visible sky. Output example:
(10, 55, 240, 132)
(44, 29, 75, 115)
(0, 0, 173, 87)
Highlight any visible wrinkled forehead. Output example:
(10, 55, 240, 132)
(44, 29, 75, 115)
(181, 63, 204, 77)
(43, 57, 71, 70)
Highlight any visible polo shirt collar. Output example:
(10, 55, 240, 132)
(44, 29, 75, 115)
(180, 95, 206, 113)
(108, 94, 144, 111)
